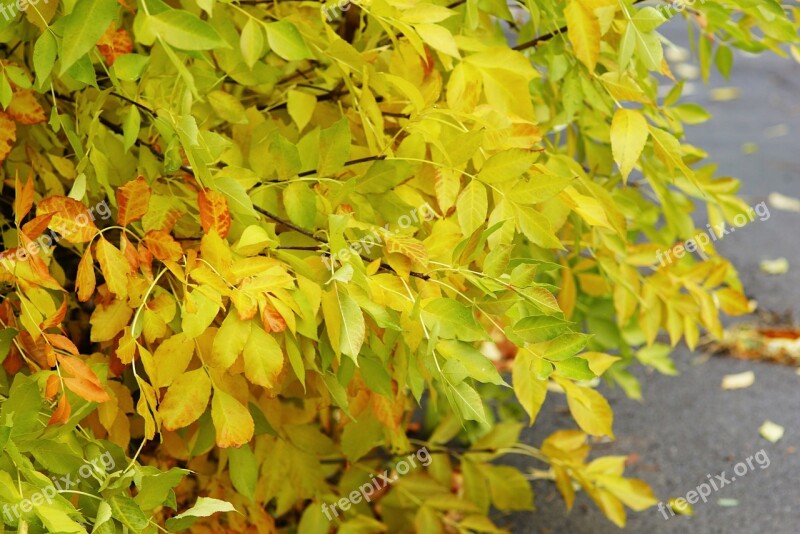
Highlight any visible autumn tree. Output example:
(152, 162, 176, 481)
(0, 0, 797, 531)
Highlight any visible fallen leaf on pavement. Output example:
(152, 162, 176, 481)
(710, 87, 740, 101)
(759, 258, 789, 275)
(721, 371, 755, 390)
(759, 420, 785, 443)
(768, 192, 800, 212)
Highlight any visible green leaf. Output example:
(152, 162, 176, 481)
(437, 340, 507, 386)
(165, 497, 237, 532)
(109, 494, 149, 532)
(123, 105, 141, 152)
(266, 21, 314, 61)
(148, 10, 227, 51)
(421, 299, 486, 341)
(451, 381, 487, 423)
(240, 18, 265, 68)
(60, 0, 118, 74)
(33, 32, 58, 85)
(283, 182, 317, 230)
(337, 289, 365, 361)
(317, 118, 351, 176)
(228, 444, 258, 502)
(512, 316, 570, 343)
(482, 465, 534, 511)
(0, 327, 17, 364)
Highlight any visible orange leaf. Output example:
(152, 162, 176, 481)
(0, 111, 16, 163)
(76, 248, 97, 302)
(14, 171, 34, 224)
(116, 176, 151, 226)
(45, 374, 60, 399)
(143, 230, 183, 261)
(46, 333, 79, 356)
(18, 331, 55, 368)
(41, 296, 68, 330)
(7, 90, 46, 125)
(96, 237, 131, 299)
(36, 196, 98, 243)
(119, 232, 140, 271)
(64, 377, 111, 403)
(97, 23, 134, 66)
(198, 189, 232, 239)
(48, 394, 71, 425)
(137, 243, 154, 280)
(21, 213, 55, 240)
(261, 301, 286, 333)
(58, 354, 104, 388)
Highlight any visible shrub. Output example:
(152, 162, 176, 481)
(0, 0, 796, 531)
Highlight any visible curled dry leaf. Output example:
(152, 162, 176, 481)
(721, 370, 755, 390)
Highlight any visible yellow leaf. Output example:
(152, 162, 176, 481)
(154, 333, 195, 388)
(96, 237, 131, 299)
(555, 377, 614, 437)
(210, 312, 251, 369)
(513, 348, 548, 425)
(90, 299, 134, 342)
(565, 0, 601, 71)
(159, 368, 212, 430)
(610, 109, 648, 182)
(242, 326, 284, 388)
(7, 90, 46, 124)
(212, 387, 254, 448)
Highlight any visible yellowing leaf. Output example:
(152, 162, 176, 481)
(513, 348, 548, 425)
(159, 368, 212, 430)
(478, 149, 538, 184)
(90, 299, 134, 342)
(154, 333, 195, 388)
(14, 172, 34, 224)
(97, 23, 133, 65)
(96, 237, 131, 299)
(337, 288, 365, 361)
(212, 388, 254, 448)
(0, 111, 16, 163)
(457, 180, 488, 236)
(210, 312, 251, 369)
(555, 377, 614, 437)
(7, 90, 46, 124)
(242, 326, 284, 388)
(36, 196, 99, 243)
(116, 175, 151, 226)
(565, 0, 601, 71)
(610, 109, 648, 182)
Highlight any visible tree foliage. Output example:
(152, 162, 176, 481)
(0, 0, 797, 531)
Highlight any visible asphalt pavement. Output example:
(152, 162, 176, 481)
(505, 18, 800, 534)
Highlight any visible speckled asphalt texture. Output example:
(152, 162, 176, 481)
(504, 19, 800, 534)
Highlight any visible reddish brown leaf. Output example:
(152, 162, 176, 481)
(47, 394, 71, 425)
(63, 377, 110, 403)
(21, 213, 55, 240)
(14, 171, 34, 223)
(36, 196, 98, 243)
(7, 90, 46, 124)
(198, 189, 232, 239)
(76, 249, 96, 302)
(143, 230, 183, 261)
(0, 111, 16, 163)
(97, 23, 134, 66)
(116, 176, 151, 226)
